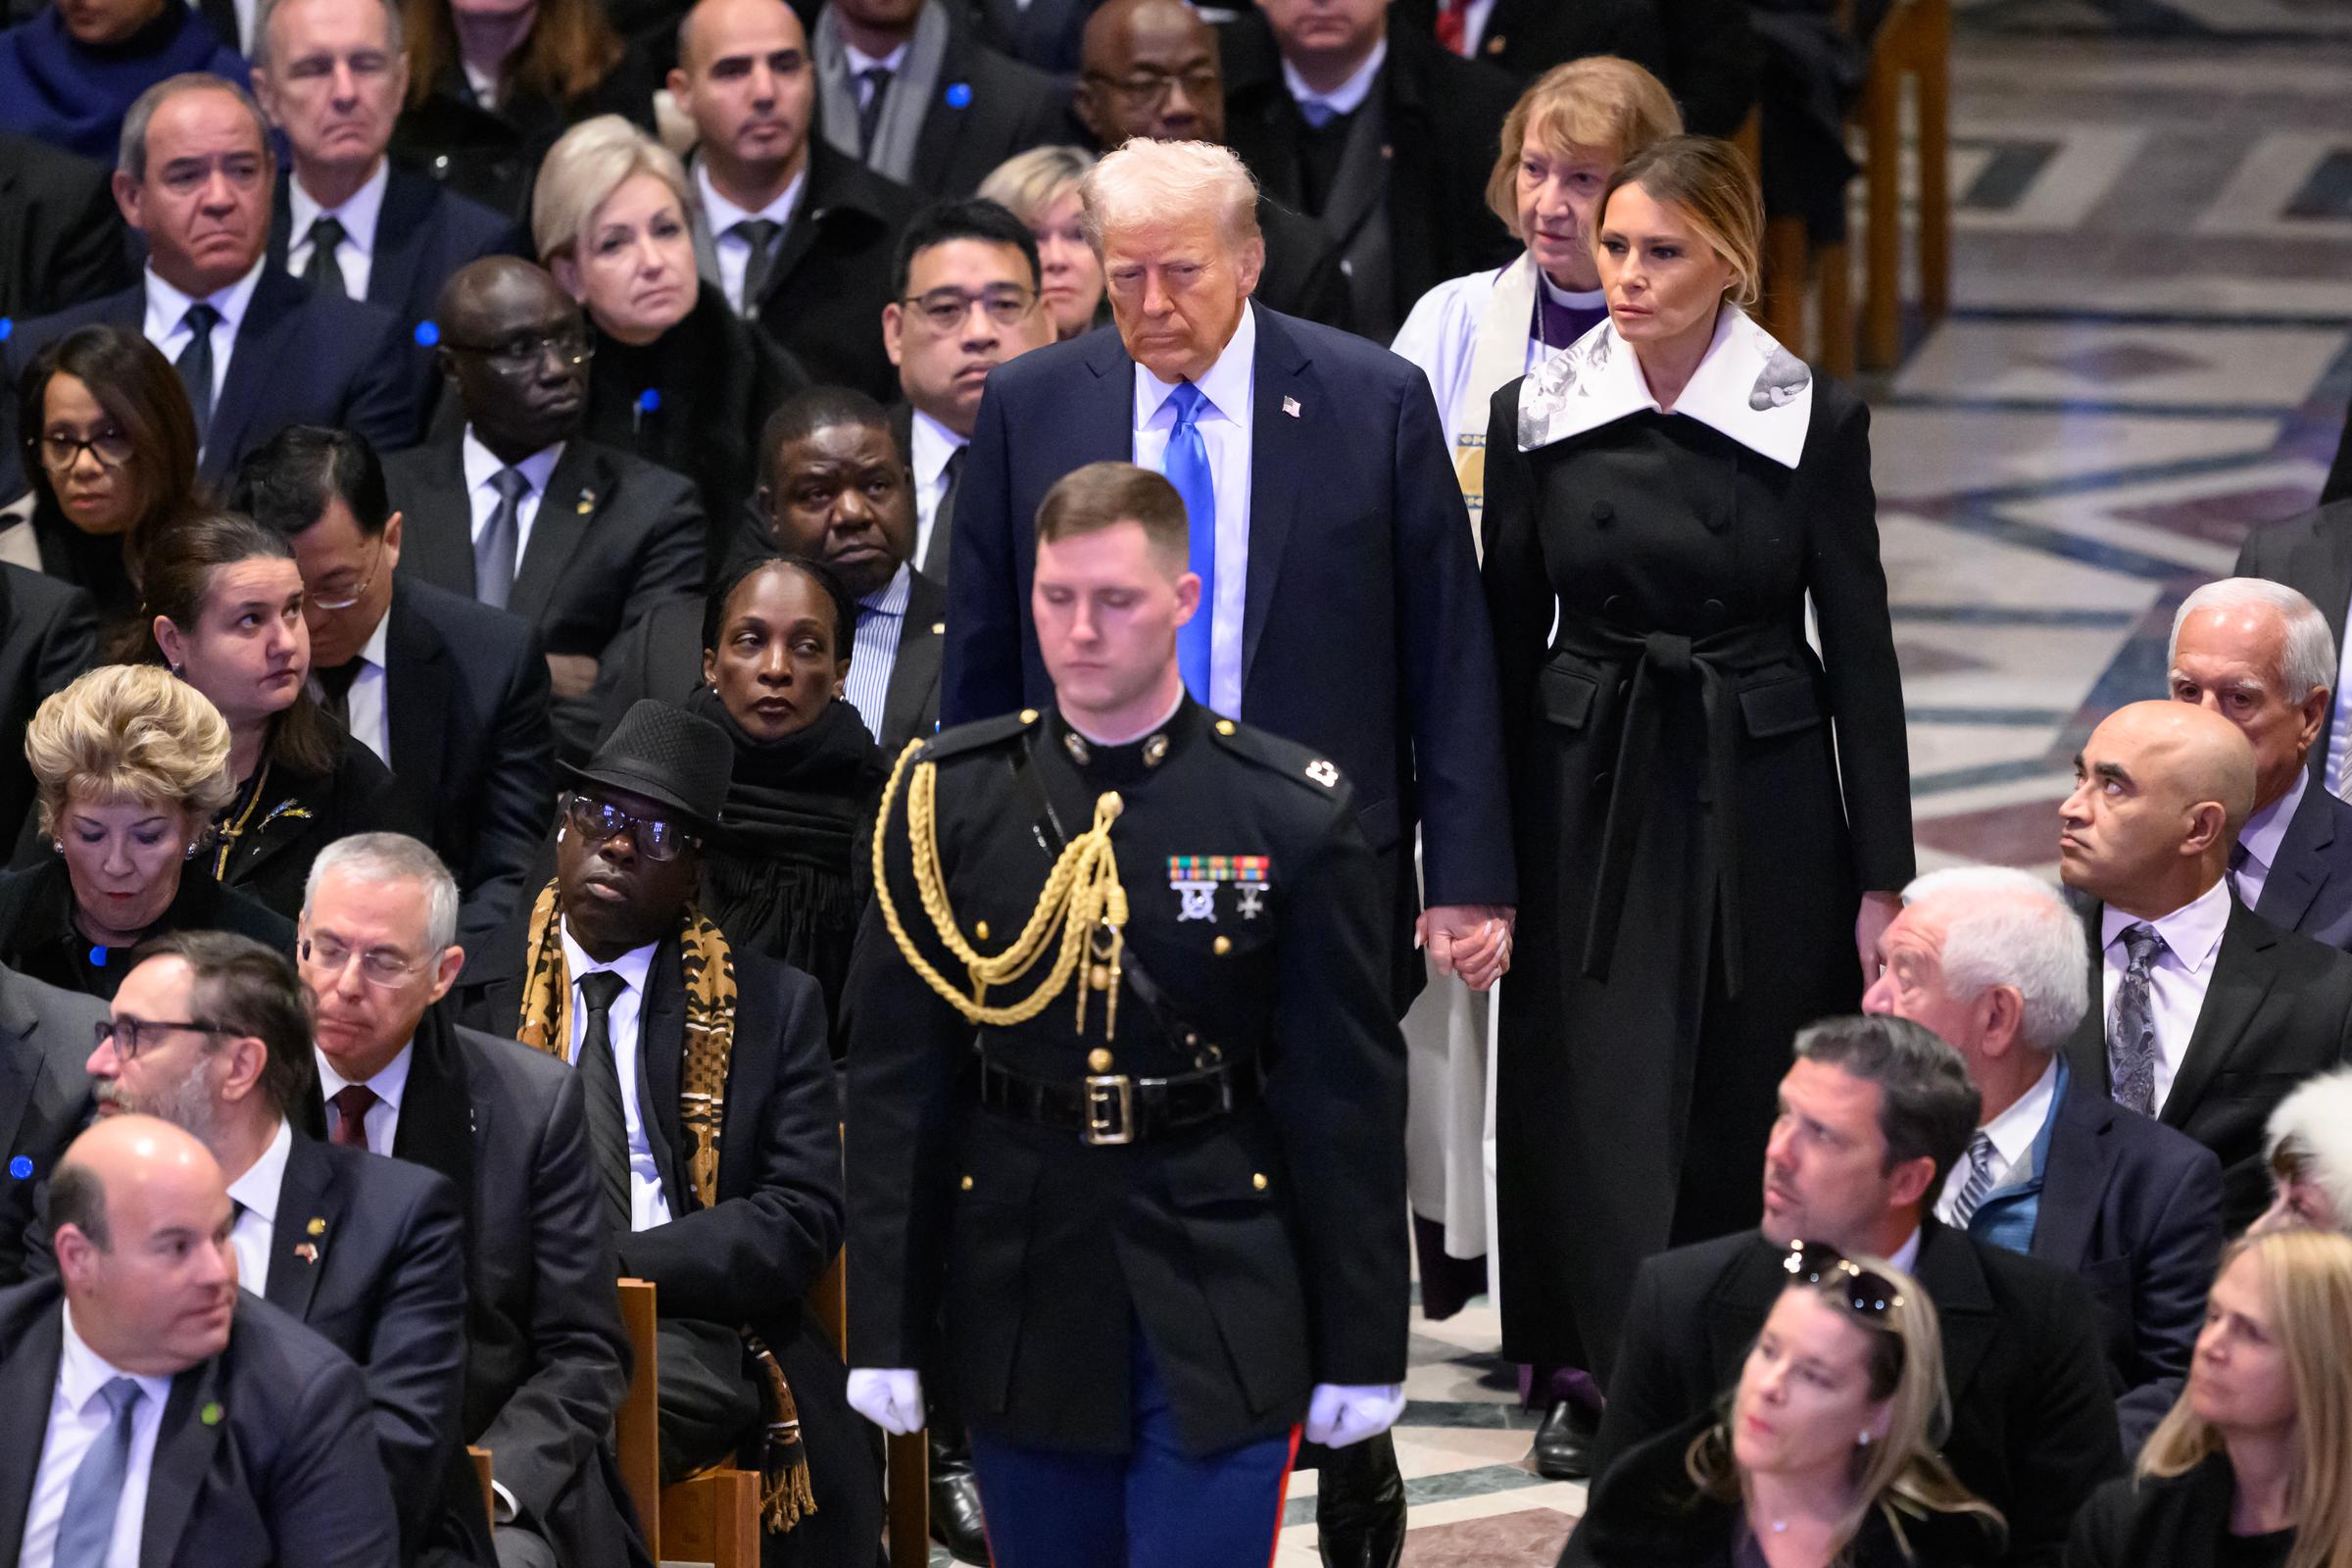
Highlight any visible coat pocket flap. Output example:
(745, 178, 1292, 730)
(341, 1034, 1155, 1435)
(1538, 664, 1598, 731)
(1738, 675, 1826, 738)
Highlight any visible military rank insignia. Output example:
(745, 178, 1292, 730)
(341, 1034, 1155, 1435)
(1168, 856, 1270, 922)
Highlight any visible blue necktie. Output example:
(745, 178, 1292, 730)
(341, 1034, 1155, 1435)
(1162, 381, 1216, 704)
(53, 1377, 144, 1568)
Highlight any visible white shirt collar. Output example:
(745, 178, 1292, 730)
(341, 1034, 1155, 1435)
(1515, 305, 1816, 467)
(223, 1116, 295, 1224)
(316, 1039, 413, 1114)
(289, 160, 390, 258)
(1133, 301, 1257, 435)
(2239, 768, 2308, 882)
(2100, 876, 2232, 978)
(844, 39, 909, 75)
(462, 426, 564, 497)
(908, 407, 966, 490)
(1280, 35, 1387, 119)
(144, 255, 267, 339)
(559, 922, 659, 997)
(1887, 1227, 1922, 1276)
(58, 1303, 175, 1415)
(1979, 1055, 2060, 1177)
(695, 158, 806, 234)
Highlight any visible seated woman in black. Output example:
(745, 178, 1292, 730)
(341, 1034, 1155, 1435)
(0, 664, 290, 999)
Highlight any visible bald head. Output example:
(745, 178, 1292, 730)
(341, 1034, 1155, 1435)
(433, 258, 588, 458)
(2061, 699, 2258, 914)
(53, 1115, 237, 1376)
(1077, 0, 1223, 146)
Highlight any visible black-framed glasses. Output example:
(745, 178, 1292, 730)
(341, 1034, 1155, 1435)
(446, 327, 595, 372)
(900, 285, 1038, 331)
(564, 793, 699, 862)
(300, 933, 433, 988)
(1783, 1241, 1907, 1320)
(1085, 66, 1218, 105)
(30, 429, 134, 472)
(305, 534, 386, 612)
(94, 1016, 229, 1060)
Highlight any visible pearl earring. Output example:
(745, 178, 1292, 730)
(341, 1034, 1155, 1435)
(1857, 1432, 1872, 1447)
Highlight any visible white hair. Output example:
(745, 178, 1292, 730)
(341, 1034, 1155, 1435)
(1078, 137, 1260, 256)
(304, 832, 461, 954)
(1899, 866, 2088, 1052)
(2170, 577, 2337, 704)
(2266, 1067, 2352, 1233)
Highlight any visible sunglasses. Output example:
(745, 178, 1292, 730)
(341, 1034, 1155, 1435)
(1782, 1241, 1907, 1321)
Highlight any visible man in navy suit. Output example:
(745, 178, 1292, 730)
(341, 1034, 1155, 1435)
(0, 74, 420, 493)
(251, 0, 516, 341)
(2167, 577, 2352, 951)
(1865, 867, 2224, 1450)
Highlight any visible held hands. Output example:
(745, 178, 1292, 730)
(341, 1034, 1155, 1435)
(1304, 1384, 1407, 1448)
(846, 1368, 925, 1435)
(1855, 891, 1902, 981)
(1419, 905, 1517, 992)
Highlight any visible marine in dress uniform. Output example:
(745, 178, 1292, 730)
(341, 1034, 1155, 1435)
(842, 463, 1410, 1564)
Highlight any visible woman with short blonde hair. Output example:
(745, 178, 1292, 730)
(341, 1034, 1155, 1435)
(0, 664, 292, 999)
(980, 146, 1103, 341)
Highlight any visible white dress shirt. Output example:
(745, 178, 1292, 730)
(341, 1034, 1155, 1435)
(142, 258, 267, 411)
(844, 40, 910, 86)
(1280, 36, 1387, 121)
(317, 1041, 416, 1155)
(695, 160, 807, 315)
(1453, 0, 1498, 55)
(1887, 1228, 1921, 1275)
(317, 611, 393, 765)
(224, 1117, 294, 1295)
(1934, 1056, 2058, 1224)
(2331, 613, 2352, 802)
(559, 924, 671, 1232)
(2235, 769, 2306, 912)
(287, 160, 390, 303)
(2099, 878, 2232, 1117)
(845, 563, 912, 741)
(1132, 305, 1256, 717)
(20, 1306, 174, 1568)
(908, 408, 965, 567)
(462, 427, 564, 577)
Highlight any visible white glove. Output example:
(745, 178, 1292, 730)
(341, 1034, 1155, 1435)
(1304, 1383, 1406, 1448)
(846, 1368, 925, 1435)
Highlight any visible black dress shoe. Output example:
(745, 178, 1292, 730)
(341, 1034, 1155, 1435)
(1315, 1431, 1405, 1568)
(927, 1426, 992, 1565)
(1530, 1397, 1598, 1481)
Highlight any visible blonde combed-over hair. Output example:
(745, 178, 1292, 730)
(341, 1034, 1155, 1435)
(25, 665, 236, 839)
(531, 114, 695, 266)
(1079, 137, 1260, 256)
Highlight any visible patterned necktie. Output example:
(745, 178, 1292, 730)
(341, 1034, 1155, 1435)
(1947, 1129, 1999, 1228)
(51, 1377, 144, 1568)
(473, 466, 530, 611)
(2107, 923, 2165, 1116)
(1161, 381, 1216, 704)
(175, 302, 220, 445)
(303, 214, 350, 299)
(330, 1082, 377, 1149)
(574, 969, 633, 1234)
(731, 217, 782, 314)
(857, 66, 894, 157)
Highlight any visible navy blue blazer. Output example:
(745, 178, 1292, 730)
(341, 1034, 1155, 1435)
(2251, 778, 2352, 952)
(0, 962, 100, 1289)
(267, 164, 517, 338)
(941, 305, 1516, 966)
(0, 267, 422, 486)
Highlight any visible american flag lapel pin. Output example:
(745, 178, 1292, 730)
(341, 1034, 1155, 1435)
(1282, 396, 1300, 418)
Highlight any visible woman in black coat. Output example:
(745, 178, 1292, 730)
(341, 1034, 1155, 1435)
(1481, 135, 1914, 1388)
(2069, 1230, 2352, 1568)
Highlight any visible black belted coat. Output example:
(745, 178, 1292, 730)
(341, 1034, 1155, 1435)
(1480, 368, 1913, 1378)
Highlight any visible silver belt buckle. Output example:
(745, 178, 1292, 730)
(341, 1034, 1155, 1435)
(1083, 1075, 1134, 1146)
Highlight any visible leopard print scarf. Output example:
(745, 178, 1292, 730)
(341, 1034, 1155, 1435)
(516, 880, 817, 1532)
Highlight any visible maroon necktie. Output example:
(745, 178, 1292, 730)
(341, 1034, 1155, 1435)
(1434, 0, 1470, 56)
(330, 1083, 378, 1149)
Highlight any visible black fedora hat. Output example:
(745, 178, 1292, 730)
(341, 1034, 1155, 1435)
(562, 701, 733, 830)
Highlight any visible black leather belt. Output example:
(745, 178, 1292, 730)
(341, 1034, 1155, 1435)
(978, 1054, 1267, 1146)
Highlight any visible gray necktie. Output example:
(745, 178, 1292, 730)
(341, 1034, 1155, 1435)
(2107, 923, 2164, 1116)
(732, 218, 782, 314)
(574, 969, 633, 1235)
(1947, 1129, 1999, 1228)
(302, 215, 350, 299)
(175, 303, 220, 444)
(856, 66, 894, 157)
(51, 1376, 145, 1568)
(473, 466, 530, 611)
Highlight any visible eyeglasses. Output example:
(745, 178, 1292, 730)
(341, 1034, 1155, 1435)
(1085, 67, 1219, 106)
(305, 534, 386, 612)
(301, 933, 433, 988)
(564, 793, 700, 862)
(30, 430, 134, 472)
(94, 1015, 229, 1060)
(446, 328, 595, 372)
(900, 285, 1038, 332)
(1782, 1241, 1907, 1320)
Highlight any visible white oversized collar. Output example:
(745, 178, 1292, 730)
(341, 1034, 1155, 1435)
(1516, 304, 1815, 468)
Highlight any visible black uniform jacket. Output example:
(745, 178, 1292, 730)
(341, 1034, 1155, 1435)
(843, 700, 1408, 1455)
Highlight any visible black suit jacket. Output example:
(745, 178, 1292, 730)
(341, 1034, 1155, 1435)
(0, 268, 422, 488)
(369, 579, 556, 955)
(2065, 895, 2352, 1232)
(966, 0, 1100, 74)
(2066, 1453, 2247, 1568)
(942, 307, 1515, 994)
(0, 963, 100, 1288)
(267, 165, 518, 337)
(1390, 0, 1757, 136)
(882, 3, 1073, 200)
(0, 1279, 400, 1568)
(2250, 778, 2352, 951)
(2018, 1069, 2222, 1450)
(383, 433, 707, 761)
(2233, 499, 2352, 788)
(0, 564, 95, 849)
(1593, 1225, 2124, 1568)
(262, 1130, 476, 1560)
(0, 132, 132, 321)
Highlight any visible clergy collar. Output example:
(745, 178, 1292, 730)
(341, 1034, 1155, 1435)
(1516, 304, 1815, 468)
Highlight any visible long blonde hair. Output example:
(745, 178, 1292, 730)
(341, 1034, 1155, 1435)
(1688, 1258, 2004, 1564)
(2141, 1230, 2352, 1568)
